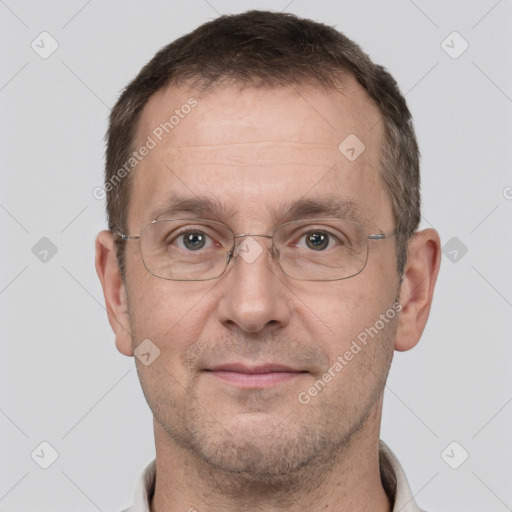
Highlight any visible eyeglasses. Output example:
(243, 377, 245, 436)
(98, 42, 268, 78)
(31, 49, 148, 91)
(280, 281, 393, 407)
(116, 218, 395, 282)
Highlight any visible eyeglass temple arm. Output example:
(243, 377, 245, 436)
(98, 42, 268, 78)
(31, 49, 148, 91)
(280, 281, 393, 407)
(368, 231, 396, 240)
(115, 232, 140, 241)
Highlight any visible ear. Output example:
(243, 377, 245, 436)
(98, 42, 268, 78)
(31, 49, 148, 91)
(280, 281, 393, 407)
(395, 228, 441, 352)
(95, 230, 133, 356)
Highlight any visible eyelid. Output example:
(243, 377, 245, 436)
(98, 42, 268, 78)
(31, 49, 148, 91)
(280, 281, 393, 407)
(287, 225, 347, 248)
(166, 223, 230, 250)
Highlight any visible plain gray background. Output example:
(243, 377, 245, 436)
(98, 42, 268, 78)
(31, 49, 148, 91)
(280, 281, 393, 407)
(1, 1, 511, 511)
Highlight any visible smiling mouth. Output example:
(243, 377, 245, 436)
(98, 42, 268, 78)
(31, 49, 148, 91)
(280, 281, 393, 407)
(204, 364, 308, 388)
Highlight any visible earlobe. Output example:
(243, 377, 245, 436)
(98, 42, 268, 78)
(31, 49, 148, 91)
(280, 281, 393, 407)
(394, 229, 441, 352)
(95, 230, 133, 356)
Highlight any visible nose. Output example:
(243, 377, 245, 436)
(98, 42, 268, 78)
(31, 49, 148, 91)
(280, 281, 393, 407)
(216, 235, 291, 335)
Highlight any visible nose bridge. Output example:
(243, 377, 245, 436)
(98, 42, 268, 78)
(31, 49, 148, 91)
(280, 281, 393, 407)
(228, 233, 274, 270)
(219, 232, 288, 334)
(230, 232, 280, 269)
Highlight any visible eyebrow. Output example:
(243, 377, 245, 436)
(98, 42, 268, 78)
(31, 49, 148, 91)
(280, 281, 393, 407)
(275, 197, 367, 225)
(149, 193, 368, 226)
(149, 194, 237, 222)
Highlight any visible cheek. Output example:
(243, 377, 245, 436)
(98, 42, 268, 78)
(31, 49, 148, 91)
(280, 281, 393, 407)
(127, 281, 216, 407)
(291, 273, 398, 357)
(126, 270, 217, 356)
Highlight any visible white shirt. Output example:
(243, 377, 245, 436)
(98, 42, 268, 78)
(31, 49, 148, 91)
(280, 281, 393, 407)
(122, 440, 427, 512)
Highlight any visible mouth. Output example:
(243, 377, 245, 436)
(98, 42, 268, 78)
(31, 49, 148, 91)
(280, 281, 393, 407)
(203, 363, 308, 389)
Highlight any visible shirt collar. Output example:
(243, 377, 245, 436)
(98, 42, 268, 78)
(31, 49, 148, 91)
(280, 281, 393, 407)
(125, 440, 425, 512)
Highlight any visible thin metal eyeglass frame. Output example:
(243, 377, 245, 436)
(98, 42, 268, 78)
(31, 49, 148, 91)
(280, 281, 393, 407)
(115, 218, 396, 282)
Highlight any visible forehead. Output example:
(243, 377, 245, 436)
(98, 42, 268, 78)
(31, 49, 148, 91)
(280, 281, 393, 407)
(129, 78, 391, 230)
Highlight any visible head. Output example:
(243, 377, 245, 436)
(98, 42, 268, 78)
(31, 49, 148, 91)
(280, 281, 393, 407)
(106, 10, 421, 277)
(96, 10, 440, 490)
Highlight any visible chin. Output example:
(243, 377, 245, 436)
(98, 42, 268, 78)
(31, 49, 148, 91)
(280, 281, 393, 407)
(185, 409, 345, 478)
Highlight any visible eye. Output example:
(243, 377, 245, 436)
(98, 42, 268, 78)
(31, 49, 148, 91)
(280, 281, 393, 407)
(306, 231, 329, 251)
(177, 230, 210, 250)
(167, 228, 222, 251)
(294, 229, 344, 251)
(150, 220, 232, 257)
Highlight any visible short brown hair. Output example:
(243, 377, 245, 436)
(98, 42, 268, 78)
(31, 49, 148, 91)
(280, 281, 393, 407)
(105, 10, 420, 276)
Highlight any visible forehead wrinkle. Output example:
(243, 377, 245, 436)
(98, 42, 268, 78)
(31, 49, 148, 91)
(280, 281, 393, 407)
(163, 162, 335, 171)
(162, 140, 343, 168)
(164, 142, 340, 159)
(164, 140, 336, 150)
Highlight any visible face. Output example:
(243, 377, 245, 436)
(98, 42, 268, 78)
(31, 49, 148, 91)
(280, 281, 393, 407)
(120, 78, 401, 479)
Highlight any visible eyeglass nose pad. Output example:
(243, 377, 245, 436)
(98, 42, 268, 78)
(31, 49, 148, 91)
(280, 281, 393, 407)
(225, 238, 247, 266)
(225, 239, 277, 267)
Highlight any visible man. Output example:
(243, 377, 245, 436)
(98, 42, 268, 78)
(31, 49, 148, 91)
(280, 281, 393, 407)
(96, 10, 440, 512)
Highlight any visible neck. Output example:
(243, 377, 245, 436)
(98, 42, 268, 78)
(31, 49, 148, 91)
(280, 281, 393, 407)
(149, 404, 392, 512)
